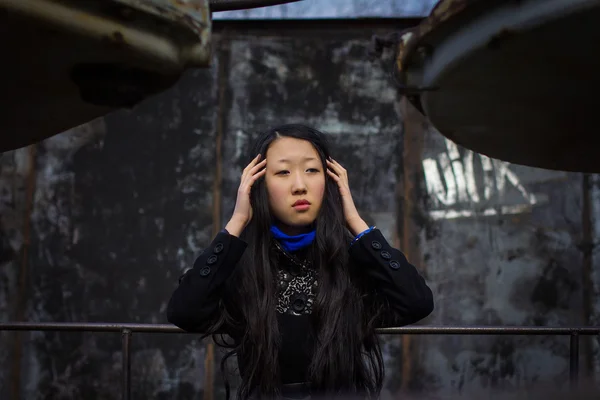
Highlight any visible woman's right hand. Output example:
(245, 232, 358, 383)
(225, 154, 267, 237)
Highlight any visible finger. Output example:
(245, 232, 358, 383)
(248, 154, 262, 169)
(240, 166, 264, 191)
(326, 159, 338, 170)
(327, 165, 339, 175)
(243, 158, 266, 179)
(246, 168, 267, 187)
(243, 154, 262, 173)
(243, 160, 266, 180)
(326, 160, 343, 176)
(327, 169, 340, 181)
(247, 159, 267, 176)
(251, 167, 267, 181)
(329, 158, 346, 171)
(252, 158, 267, 168)
(330, 159, 347, 174)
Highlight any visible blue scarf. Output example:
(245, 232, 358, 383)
(270, 225, 316, 253)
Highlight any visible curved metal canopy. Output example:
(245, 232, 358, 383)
(396, 0, 600, 172)
(0, 0, 212, 152)
(0, 0, 300, 153)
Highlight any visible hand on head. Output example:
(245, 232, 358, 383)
(225, 154, 266, 236)
(327, 158, 369, 235)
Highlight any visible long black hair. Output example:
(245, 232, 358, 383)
(207, 124, 385, 400)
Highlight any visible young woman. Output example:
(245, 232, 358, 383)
(167, 124, 433, 400)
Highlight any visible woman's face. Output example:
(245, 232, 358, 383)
(264, 137, 326, 235)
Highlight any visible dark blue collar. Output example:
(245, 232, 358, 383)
(270, 225, 316, 253)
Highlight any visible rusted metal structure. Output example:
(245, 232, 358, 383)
(0, 0, 300, 152)
(0, 0, 210, 151)
(395, 0, 600, 173)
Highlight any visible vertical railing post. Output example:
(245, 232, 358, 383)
(569, 331, 580, 388)
(122, 329, 132, 400)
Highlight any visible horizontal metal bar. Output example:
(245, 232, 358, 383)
(377, 326, 600, 335)
(1, 322, 600, 335)
(0, 322, 180, 333)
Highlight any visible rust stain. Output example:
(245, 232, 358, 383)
(399, 97, 427, 391)
(10, 144, 37, 400)
(395, 30, 416, 75)
(395, 0, 476, 77)
(204, 341, 215, 400)
(430, 0, 469, 20)
(171, 0, 205, 11)
(121, 0, 210, 38)
(203, 32, 230, 400)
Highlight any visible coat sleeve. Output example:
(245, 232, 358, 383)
(348, 228, 433, 327)
(167, 231, 247, 333)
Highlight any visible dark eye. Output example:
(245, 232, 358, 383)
(276, 170, 289, 175)
(307, 168, 320, 173)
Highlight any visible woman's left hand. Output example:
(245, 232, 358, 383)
(327, 158, 370, 235)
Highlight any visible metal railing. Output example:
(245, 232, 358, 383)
(1, 323, 598, 399)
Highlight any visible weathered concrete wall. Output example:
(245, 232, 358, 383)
(0, 64, 220, 399)
(415, 123, 587, 396)
(587, 175, 600, 382)
(0, 27, 597, 400)
(220, 36, 402, 235)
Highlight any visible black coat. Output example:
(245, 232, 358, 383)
(167, 228, 433, 383)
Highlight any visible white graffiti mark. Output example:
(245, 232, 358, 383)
(234, 129, 248, 160)
(423, 139, 537, 220)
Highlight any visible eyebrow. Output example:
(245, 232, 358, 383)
(276, 157, 318, 163)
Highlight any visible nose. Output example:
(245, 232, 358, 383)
(291, 172, 307, 195)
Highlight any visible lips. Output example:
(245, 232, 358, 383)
(292, 199, 311, 207)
